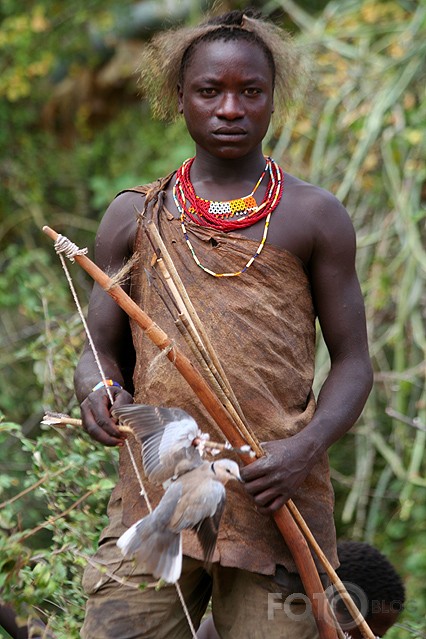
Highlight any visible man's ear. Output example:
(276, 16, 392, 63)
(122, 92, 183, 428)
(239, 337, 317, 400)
(177, 84, 184, 114)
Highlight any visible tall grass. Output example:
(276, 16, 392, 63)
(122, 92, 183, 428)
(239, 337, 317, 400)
(269, 1, 426, 636)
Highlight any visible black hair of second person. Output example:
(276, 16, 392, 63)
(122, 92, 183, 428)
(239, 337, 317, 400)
(138, 8, 308, 123)
(336, 541, 405, 617)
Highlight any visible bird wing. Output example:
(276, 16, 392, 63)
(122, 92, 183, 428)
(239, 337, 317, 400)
(196, 498, 226, 562)
(112, 403, 202, 484)
(169, 468, 226, 561)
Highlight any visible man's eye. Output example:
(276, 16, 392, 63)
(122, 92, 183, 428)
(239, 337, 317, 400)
(199, 88, 217, 96)
(244, 88, 261, 96)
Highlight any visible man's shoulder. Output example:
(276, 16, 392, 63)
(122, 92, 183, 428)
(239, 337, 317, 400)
(96, 173, 175, 256)
(96, 190, 146, 257)
(282, 171, 353, 239)
(283, 172, 345, 213)
(271, 171, 354, 263)
(116, 172, 175, 200)
(111, 188, 147, 213)
(110, 172, 175, 216)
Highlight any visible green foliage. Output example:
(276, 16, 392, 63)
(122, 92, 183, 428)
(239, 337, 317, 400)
(273, 1, 426, 636)
(0, 0, 425, 637)
(0, 418, 116, 637)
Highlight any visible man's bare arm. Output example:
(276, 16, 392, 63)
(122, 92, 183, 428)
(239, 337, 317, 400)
(74, 193, 141, 446)
(241, 191, 373, 513)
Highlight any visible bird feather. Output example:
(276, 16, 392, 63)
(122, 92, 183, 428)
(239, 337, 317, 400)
(112, 404, 202, 484)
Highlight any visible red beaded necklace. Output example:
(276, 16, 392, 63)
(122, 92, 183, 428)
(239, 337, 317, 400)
(173, 156, 283, 232)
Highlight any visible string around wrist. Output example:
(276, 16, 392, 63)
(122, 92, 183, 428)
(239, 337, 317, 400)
(91, 379, 123, 392)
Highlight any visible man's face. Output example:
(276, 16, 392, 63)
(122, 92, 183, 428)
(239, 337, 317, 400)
(178, 38, 275, 160)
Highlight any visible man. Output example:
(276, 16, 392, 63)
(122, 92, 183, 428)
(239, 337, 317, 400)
(75, 9, 373, 639)
(196, 541, 405, 639)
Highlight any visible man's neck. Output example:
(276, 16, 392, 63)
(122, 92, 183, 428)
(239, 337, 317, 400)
(190, 147, 267, 187)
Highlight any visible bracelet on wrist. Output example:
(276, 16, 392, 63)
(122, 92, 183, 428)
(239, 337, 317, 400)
(91, 379, 123, 392)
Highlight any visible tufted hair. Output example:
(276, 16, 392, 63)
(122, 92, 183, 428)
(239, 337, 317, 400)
(138, 8, 308, 124)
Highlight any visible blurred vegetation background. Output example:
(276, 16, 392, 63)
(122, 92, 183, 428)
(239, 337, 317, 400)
(0, 0, 425, 637)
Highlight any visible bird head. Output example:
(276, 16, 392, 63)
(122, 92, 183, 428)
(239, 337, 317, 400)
(211, 459, 243, 484)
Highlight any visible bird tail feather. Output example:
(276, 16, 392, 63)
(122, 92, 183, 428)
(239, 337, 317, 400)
(117, 516, 182, 583)
(117, 518, 150, 556)
(153, 534, 182, 583)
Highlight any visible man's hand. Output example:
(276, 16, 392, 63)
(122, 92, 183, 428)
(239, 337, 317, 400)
(80, 387, 134, 447)
(241, 434, 316, 516)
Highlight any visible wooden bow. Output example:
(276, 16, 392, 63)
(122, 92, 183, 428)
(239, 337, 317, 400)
(42, 224, 375, 639)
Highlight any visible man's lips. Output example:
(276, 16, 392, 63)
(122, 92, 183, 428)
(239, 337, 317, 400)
(213, 127, 247, 136)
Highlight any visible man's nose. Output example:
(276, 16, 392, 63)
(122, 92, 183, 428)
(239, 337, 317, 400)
(216, 92, 244, 119)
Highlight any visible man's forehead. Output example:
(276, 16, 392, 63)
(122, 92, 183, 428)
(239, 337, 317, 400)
(189, 37, 270, 64)
(188, 69, 270, 84)
(184, 39, 273, 79)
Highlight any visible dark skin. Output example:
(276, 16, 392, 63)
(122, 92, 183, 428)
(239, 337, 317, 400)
(75, 38, 373, 516)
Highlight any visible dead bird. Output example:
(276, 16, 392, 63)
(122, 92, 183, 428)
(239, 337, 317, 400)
(112, 403, 242, 583)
